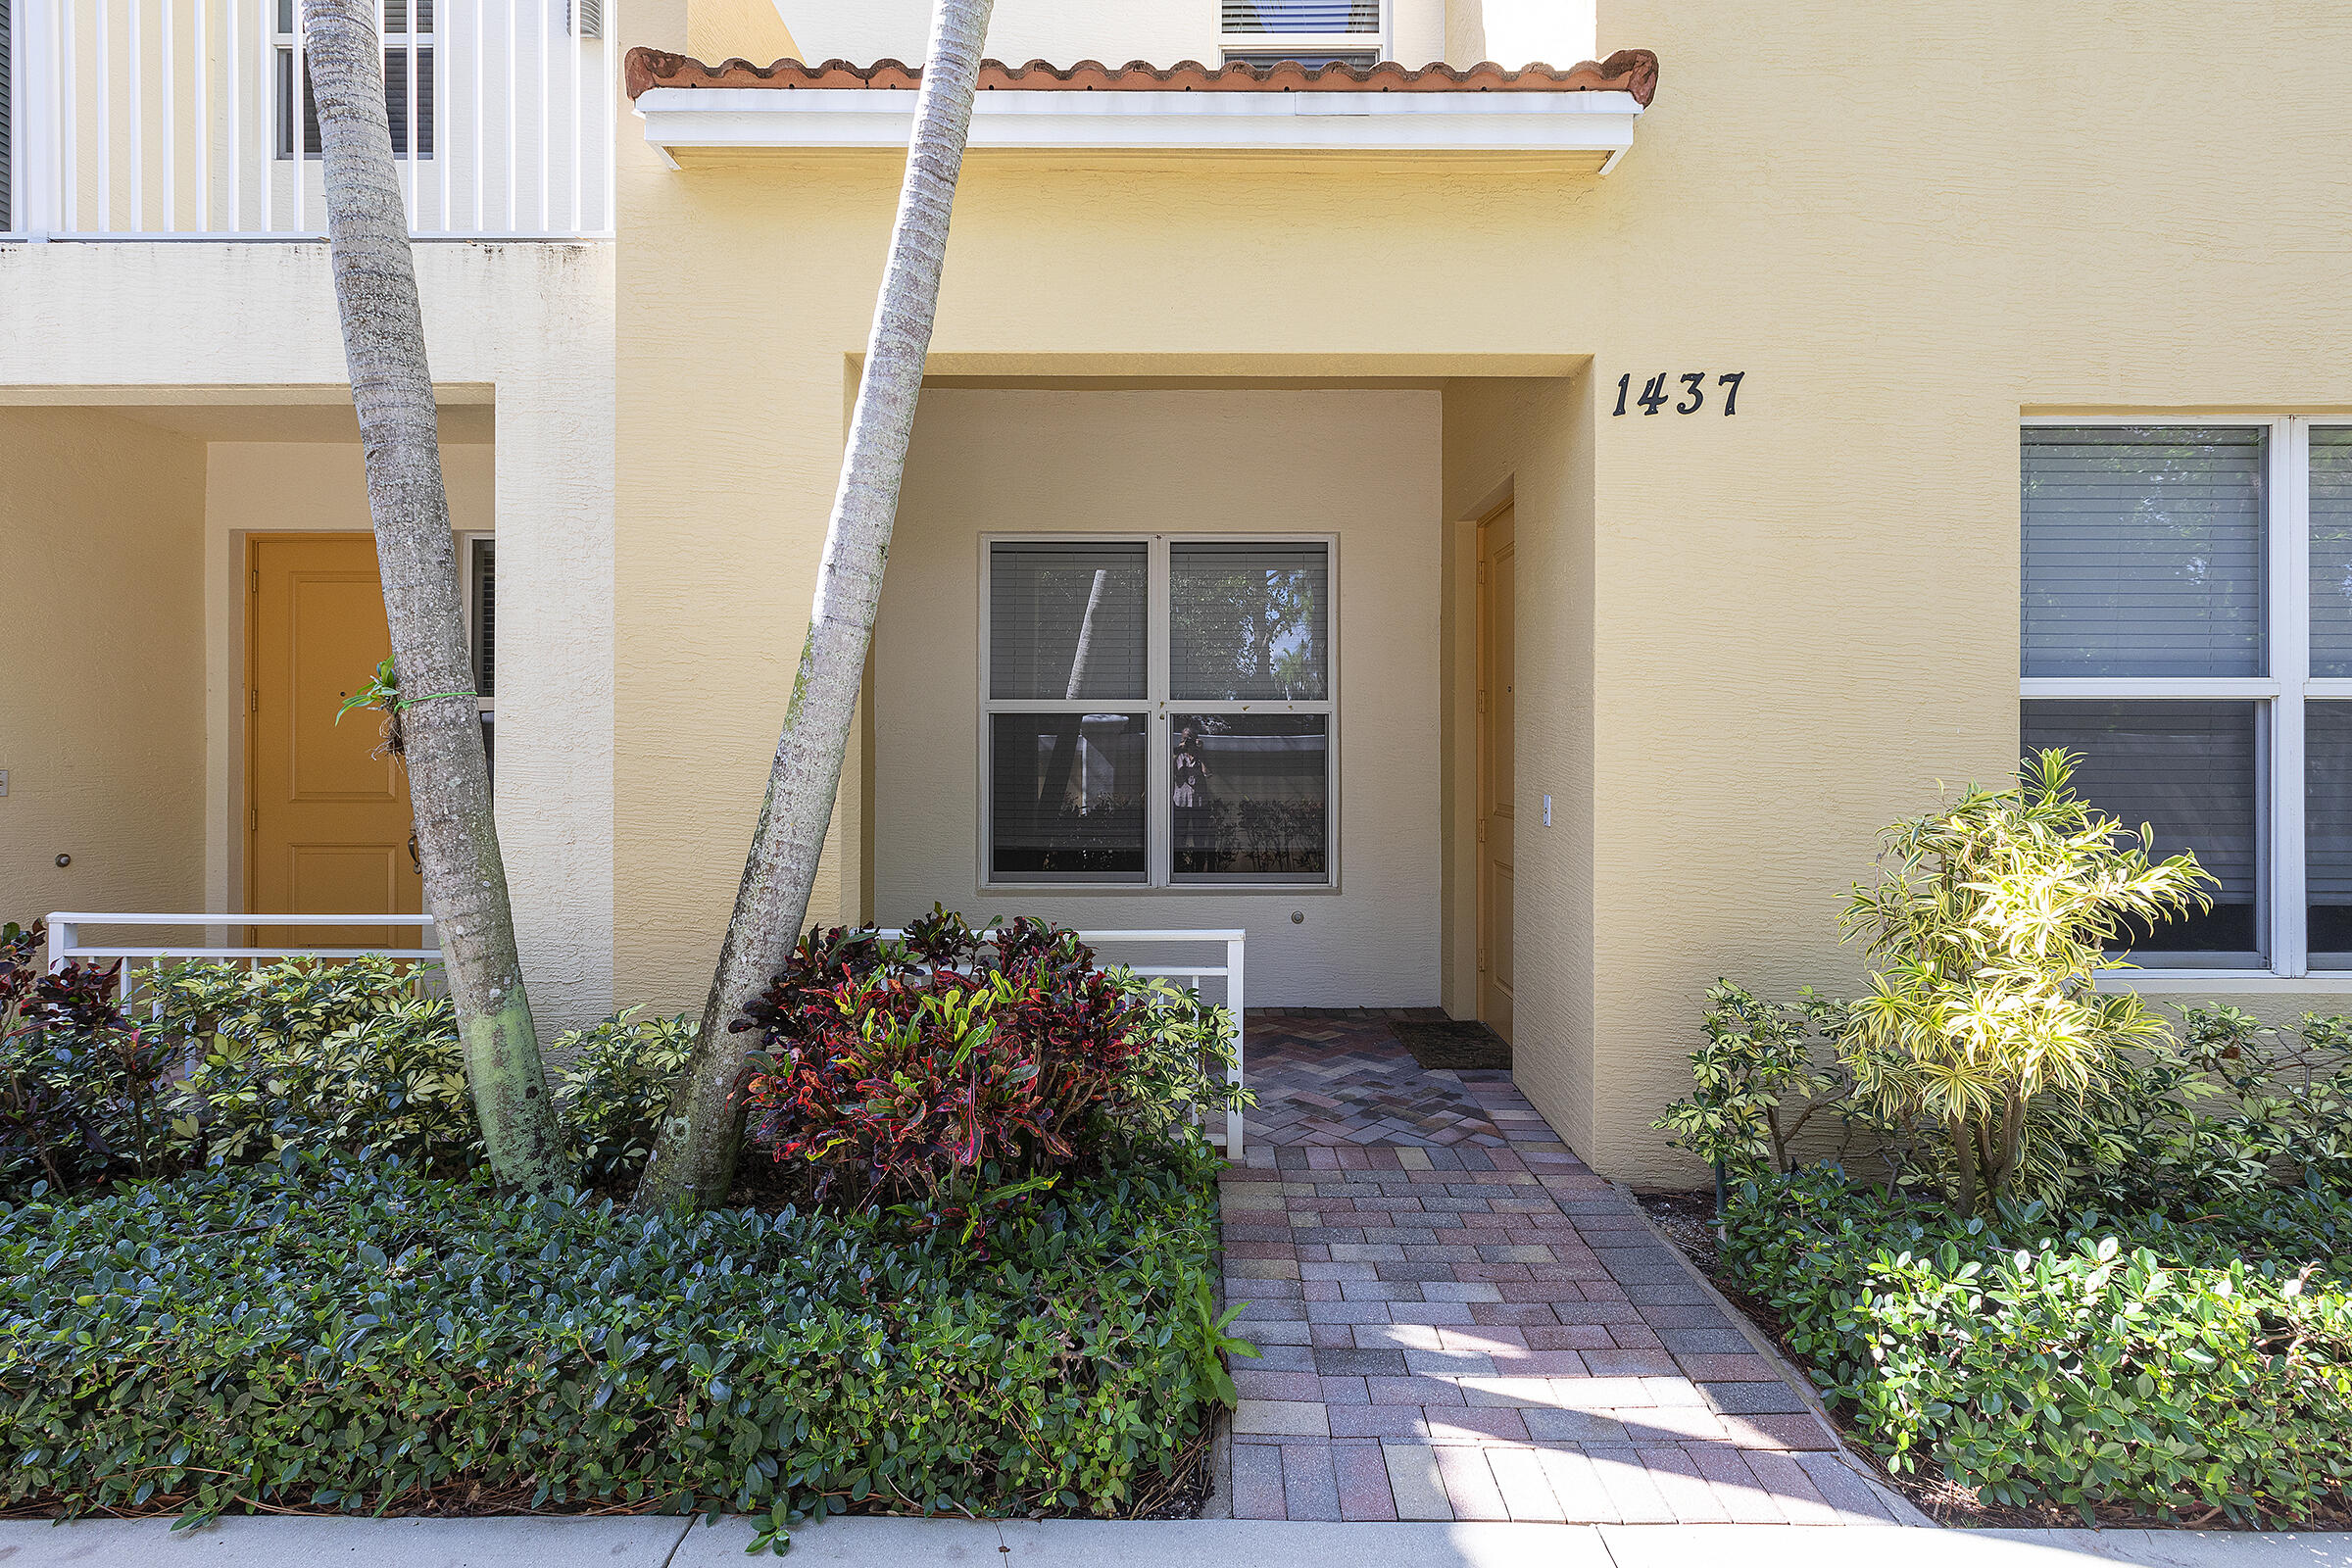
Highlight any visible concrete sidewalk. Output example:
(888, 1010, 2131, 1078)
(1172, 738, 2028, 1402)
(2, 1517, 2347, 1568)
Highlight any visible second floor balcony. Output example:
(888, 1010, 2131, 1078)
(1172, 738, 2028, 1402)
(2, 0, 613, 240)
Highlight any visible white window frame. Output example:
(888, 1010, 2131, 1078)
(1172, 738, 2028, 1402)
(978, 532, 1341, 893)
(1217, 0, 1390, 66)
(2024, 414, 2352, 988)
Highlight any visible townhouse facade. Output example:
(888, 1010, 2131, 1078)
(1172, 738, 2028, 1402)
(8, 0, 2352, 1182)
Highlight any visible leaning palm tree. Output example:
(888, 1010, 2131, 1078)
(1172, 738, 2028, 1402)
(633, 0, 999, 1211)
(303, 0, 567, 1192)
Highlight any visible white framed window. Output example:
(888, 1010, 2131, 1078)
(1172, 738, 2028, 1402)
(981, 535, 1337, 889)
(276, 0, 435, 161)
(1218, 0, 1386, 68)
(2022, 417, 2352, 981)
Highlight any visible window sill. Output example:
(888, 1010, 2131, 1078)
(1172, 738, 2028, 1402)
(979, 882, 1342, 896)
(2095, 970, 2352, 993)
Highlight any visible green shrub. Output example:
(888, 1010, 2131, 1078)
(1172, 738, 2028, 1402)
(1, 923, 173, 1190)
(1722, 1167, 2352, 1522)
(0, 1145, 1228, 1547)
(740, 914, 1247, 1237)
(554, 1006, 696, 1188)
(1653, 981, 1856, 1180)
(1840, 749, 2213, 1214)
(147, 956, 479, 1174)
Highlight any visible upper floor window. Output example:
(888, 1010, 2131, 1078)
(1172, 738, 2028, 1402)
(1221, 0, 1385, 68)
(276, 0, 436, 161)
(2021, 419, 2352, 975)
(984, 537, 1336, 888)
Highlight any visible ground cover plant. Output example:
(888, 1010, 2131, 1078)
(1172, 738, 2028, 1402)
(0, 914, 1246, 1545)
(0, 1147, 1226, 1544)
(1655, 754, 2352, 1524)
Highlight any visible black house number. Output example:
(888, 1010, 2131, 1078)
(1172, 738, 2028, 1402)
(1613, 371, 1744, 416)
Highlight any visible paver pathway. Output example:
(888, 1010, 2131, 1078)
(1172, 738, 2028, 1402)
(1249, 1008, 1508, 1149)
(1222, 1023, 1913, 1526)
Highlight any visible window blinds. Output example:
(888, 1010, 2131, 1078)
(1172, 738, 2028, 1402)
(2021, 699, 2259, 954)
(1170, 542, 1329, 702)
(989, 542, 1148, 702)
(1221, 0, 1380, 32)
(2022, 425, 2266, 679)
(2310, 429, 2352, 677)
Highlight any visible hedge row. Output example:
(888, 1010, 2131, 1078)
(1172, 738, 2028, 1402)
(1721, 1168, 2352, 1523)
(0, 1149, 1225, 1548)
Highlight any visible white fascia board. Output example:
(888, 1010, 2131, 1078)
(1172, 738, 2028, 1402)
(636, 86, 1642, 167)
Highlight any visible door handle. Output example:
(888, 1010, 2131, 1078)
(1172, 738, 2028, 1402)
(408, 834, 422, 874)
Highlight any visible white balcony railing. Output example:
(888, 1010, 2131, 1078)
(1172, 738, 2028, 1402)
(47, 914, 1249, 1156)
(3, 0, 614, 240)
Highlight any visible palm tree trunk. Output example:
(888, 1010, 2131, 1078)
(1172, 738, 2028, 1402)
(633, 0, 998, 1211)
(303, 0, 566, 1193)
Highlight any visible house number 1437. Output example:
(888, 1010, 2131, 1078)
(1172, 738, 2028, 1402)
(1613, 371, 1744, 416)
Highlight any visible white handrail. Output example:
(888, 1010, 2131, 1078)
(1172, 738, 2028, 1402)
(43, 914, 1248, 1158)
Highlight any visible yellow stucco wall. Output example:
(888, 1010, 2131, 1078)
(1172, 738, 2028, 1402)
(613, 0, 2352, 1183)
(0, 410, 208, 922)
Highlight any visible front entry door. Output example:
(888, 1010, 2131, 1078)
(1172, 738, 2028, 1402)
(247, 534, 423, 948)
(1477, 504, 1516, 1043)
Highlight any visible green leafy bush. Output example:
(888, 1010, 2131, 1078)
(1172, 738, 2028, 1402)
(1652, 981, 1856, 1179)
(0, 1146, 1227, 1547)
(1, 922, 173, 1190)
(147, 956, 479, 1174)
(1839, 749, 2213, 1214)
(1721, 1167, 2352, 1523)
(554, 1006, 696, 1188)
(740, 914, 1247, 1238)
(0, 951, 696, 1195)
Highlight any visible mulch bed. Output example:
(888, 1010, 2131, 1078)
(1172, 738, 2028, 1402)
(1388, 1018, 1510, 1072)
(1636, 1189, 2352, 1534)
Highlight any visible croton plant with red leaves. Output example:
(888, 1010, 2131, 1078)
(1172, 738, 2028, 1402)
(738, 910, 1182, 1241)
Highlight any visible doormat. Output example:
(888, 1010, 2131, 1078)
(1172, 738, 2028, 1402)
(1389, 1018, 1510, 1072)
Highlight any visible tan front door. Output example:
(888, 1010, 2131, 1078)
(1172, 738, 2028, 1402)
(1477, 504, 1516, 1043)
(247, 534, 422, 949)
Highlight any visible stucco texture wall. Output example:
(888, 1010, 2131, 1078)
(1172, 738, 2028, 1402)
(613, 0, 2352, 1182)
(871, 388, 1442, 1006)
(0, 241, 614, 1025)
(0, 410, 207, 923)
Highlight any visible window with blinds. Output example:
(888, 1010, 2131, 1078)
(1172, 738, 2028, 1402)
(276, 0, 435, 161)
(985, 538, 1335, 887)
(1221, 0, 1380, 32)
(2021, 420, 2352, 974)
(2, 7, 13, 233)
(2022, 425, 2266, 679)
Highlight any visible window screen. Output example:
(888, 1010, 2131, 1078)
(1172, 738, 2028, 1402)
(2308, 702, 2352, 958)
(1170, 542, 1329, 702)
(469, 536, 494, 700)
(2021, 699, 2261, 959)
(990, 713, 1148, 882)
(2310, 430, 2352, 677)
(2022, 425, 2266, 679)
(1221, 0, 1380, 31)
(989, 542, 1147, 702)
(1172, 715, 1328, 880)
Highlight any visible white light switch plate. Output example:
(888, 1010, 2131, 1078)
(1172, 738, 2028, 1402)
(0, 770, 9, 797)
(1543, 793, 1552, 826)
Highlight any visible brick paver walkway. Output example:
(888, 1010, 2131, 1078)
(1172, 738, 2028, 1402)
(1250, 1009, 1507, 1149)
(1221, 1024, 1912, 1526)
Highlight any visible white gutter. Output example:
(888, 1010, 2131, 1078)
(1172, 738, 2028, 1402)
(636, 86, 1643, 172)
